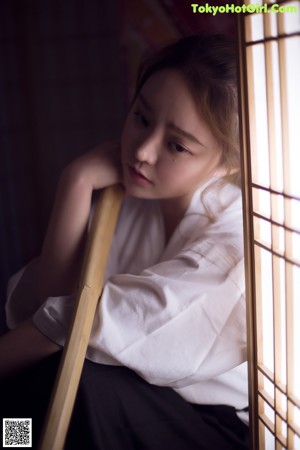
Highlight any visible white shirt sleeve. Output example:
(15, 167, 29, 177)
(33, 235, 246, 389)
(6, 259, 41, 329)
(8, 183, 247, 408)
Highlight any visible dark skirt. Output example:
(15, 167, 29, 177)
(0, 351, 249, 450)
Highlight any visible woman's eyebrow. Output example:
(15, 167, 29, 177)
(138, 93, 205, 147)
(167, 123, 205, 147)
(138, 94, 153, 111)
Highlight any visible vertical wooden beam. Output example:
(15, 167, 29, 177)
(38, 185, 124, 450)
(236, 8, 259, 450)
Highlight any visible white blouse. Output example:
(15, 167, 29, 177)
(6, 179, 248, 416)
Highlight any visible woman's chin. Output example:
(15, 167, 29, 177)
(123, 182, 156, 199)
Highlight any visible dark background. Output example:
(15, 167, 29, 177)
(0, 0, 235, 335)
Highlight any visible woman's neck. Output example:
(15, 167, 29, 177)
(159, 194, 192, 244)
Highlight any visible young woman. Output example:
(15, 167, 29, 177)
(0, 35, 249, 449)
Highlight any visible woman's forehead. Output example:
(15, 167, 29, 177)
(137, 70, 196, 114)
(135, 70, 220, 150)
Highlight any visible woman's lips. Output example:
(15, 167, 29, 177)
(128, 165, 152, 186)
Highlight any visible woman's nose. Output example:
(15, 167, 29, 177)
(134, 135, 159, 165)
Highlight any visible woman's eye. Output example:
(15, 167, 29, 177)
(169, 142, 190, 154)
(133, 111, 148, 127)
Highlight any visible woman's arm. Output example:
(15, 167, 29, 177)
(6, 142, 122, 329)
(2, 142, 122, 376)
(0, 319, 61, 380)
(39, 142, 122, 300)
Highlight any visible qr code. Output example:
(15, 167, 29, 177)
(3, 419, 32, 447)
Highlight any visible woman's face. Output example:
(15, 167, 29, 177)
(121, 69, 223, 209)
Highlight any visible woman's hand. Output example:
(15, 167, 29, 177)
(63, 141, 123, 191)
(38, 142, 123, 300)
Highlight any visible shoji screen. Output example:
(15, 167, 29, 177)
(237, 1, 300, 449)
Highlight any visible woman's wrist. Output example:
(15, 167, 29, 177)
(62, 142, 123, 192)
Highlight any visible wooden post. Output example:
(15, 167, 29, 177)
(38, 185, 123, 450)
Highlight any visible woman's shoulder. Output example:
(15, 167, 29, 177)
(179, 181, 243, 239)
(166, 182, 244, 272)
(191, 180, 242, 217)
